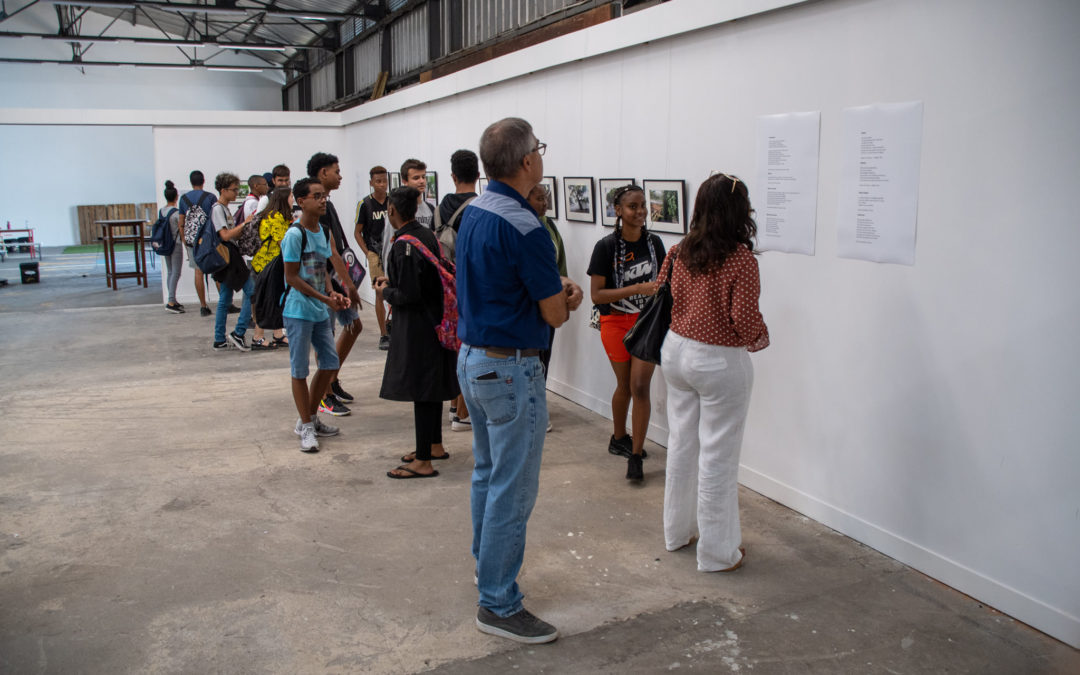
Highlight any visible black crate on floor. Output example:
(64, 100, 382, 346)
(20, 261, 39, 284)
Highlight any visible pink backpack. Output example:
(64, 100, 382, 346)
(396, 234, 460, 351)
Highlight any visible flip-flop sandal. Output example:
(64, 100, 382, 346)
(400, 452, 450, 463)
(273, 336, 289, 347)
(387, 465, 439, 479)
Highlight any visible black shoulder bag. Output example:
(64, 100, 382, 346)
(622, 247, 676, 365)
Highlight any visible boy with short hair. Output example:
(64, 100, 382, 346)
(400, 158, 437, 230)
(355, 165, 391, 350)
(282, 177, 350, 453)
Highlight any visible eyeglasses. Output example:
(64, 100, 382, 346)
(532, 141, 547, 157)
(309, 193, 328, 201)
(709, 171, 740, 193)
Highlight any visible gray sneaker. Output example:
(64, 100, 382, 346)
(298, 422, 319, 453)
(476, 606, 558, 644)
(294, 416, 339, 437)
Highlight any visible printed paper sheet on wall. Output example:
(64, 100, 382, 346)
(753, 111, 821, 255)
(837, 101, 924, 265)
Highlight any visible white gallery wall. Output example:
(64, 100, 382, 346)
(339, 0, 1080, 647)
(0, 0, 1075, 648)
(0, 124, 155, 245)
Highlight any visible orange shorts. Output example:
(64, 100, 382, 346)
(599, 313, 639, 363)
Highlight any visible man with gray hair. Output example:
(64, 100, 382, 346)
(455, 117, 584, 644)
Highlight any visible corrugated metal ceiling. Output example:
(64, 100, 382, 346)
(87, 1, 369, 67)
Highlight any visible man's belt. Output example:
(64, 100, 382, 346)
(478, 346, 541, 358)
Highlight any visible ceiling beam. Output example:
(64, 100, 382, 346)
(0, 29, 316, 49)
(45, 1, 354, 22)
(0, 55, 283, 70)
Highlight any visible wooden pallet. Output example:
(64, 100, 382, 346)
(76, 203, 157, 244)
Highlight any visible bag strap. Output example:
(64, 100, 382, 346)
(280, 223, 307, 304)
(439, 196, 476, 233)
(664, 245, 677, 284)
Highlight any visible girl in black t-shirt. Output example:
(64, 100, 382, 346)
(587, 184, 666, 483)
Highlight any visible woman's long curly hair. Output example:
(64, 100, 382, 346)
(681, 173, 757, 274)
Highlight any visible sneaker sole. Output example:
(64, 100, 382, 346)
(475, 618, 558, 644)
(299, 444, 319, 453)
(227, 335, 250, 352)
(451, 423, 472, 432)
(295, 427, 340, 438)
(319, 409, 350, 417)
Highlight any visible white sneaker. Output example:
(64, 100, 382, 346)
(312, 415, 340, 437)
(451, 415, 472, 432)
(295, 416, 339, 437)
(298, 422, 319, 452)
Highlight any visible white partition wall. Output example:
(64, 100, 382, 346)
(336, 0, 1080, 647)
(152, 123, 348, 307)
(0, 0, 1076, 648)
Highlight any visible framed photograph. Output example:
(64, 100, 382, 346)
(389, 171, 401, 190)
(643, 179, 687, 234)
(426, 171, 438, 204)
(563, 177, 595, 223)
(478, 177, 488, 194)
(599, 178, 637, 227)
(539, 176, 558, 219)
(237, 181, 251, 201)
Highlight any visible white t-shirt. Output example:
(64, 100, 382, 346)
(255, 194, 269, 215)
(242, 195, 259, 222)
(211, 202, 232, 232)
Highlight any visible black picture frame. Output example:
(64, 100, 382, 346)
(540, 176, 558, 219)
(426, 171, 438, 204)
(599, 178, 637, 227)
(643, 179, 687, 234)
(563, 176, 595, 223)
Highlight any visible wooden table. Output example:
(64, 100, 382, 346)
(97, 219, 148, 290)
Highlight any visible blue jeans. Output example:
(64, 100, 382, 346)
(283, 316, 339, 378)
(458, 345, 548, 617)
(214, 276, 254, 342)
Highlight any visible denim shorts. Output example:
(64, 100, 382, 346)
(283, 316, 340, 379)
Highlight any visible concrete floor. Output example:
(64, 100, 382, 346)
(1, 261, 1076, 673)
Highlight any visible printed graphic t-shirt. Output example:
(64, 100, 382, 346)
(587, 232, 667, 315)
(355, 195, 388, 256)
(281, 223, 332, 322)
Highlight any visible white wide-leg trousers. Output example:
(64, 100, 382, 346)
(661, 331, 753, 571)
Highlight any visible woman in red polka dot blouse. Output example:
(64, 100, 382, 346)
(658, 173, 769, 573)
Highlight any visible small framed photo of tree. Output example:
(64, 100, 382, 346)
(389, 172, 401, 190)
(643, 179, 687, 234)
(540, 176, 558, 219)
(599, 178, 637, 227)
(563, 176, 595, 223)
(426, 171, 438, 204)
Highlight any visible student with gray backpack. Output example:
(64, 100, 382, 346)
(178, 170, 216, 316)
(156, 180, 184, 313)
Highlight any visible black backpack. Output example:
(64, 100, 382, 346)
(149, 207, 178, 256)
(253, 225, 305, 331)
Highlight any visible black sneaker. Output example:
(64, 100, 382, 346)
(227, 331, 250, 352)
(608, 435, 646, 459)
(200, 306, 212, 317)
(476, 607, 558, 644)
(212, 340, 228, 351)
(227, 304, 241, 314)
(319, 394, 351, 416)
(378, 335, 390, 351)
(330, 380, 354, 403)
(174, 302, 185, 309)
(165, 303, 184, 314)
(627, 454, 644, 482)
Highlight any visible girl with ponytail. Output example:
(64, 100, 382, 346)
(586, 184, 667, 483)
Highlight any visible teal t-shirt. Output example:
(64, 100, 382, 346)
(281, 223, 332, 322)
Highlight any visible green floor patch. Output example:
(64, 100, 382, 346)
(61, 243, 138, 254)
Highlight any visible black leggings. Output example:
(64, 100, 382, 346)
(413, 401, 444, 461)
